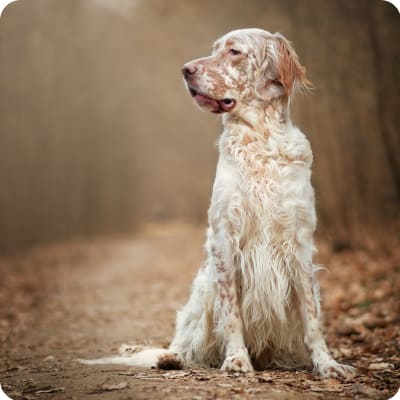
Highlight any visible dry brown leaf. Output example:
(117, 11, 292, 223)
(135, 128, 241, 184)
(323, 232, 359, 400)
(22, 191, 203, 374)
(217, 383, 233, 388)
(101, 381, 129, 391)
(368, 362, 394, 370)
(164, 371, 191, 379)
(308, 378, 348, 393)
(35, 387, 64, 394)
(350, 383, 380, 396)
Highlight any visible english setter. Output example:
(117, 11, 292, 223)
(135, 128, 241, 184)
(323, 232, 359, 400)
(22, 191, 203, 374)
(81, 28, 355, 378)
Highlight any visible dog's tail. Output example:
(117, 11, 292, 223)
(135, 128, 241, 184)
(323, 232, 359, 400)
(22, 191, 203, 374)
(77, 345, 183, 369)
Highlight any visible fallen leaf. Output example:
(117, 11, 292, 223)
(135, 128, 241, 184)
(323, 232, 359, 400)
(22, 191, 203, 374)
(336, 326, 358, 336)
(35, 387, 64, 394)
(164, 371, 191, 379)
(350, 383, 379, 396)
(339, 347, 352, 356)
(310, 384, 343, 393)
(218, 383, 233, 388)
(194, 375, 210, 381)
(368, 362, 394, 371)
(258, 376, 273, 383)
(101, 381, 129, 391)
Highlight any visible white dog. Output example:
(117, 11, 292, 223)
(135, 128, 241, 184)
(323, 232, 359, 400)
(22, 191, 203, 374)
(81, 28, 354, 378)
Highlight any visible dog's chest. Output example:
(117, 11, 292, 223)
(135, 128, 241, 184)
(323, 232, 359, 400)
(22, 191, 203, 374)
(210, 130, 315, 243)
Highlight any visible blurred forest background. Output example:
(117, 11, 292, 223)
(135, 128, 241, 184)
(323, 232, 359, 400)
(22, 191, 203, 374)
(0, 0, 399, 254)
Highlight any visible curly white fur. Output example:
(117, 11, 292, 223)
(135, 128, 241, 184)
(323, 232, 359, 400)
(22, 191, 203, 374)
(80, 28, 355, 378)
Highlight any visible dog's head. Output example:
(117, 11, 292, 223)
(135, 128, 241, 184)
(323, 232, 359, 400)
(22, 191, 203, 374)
(182, 28, 311, 114)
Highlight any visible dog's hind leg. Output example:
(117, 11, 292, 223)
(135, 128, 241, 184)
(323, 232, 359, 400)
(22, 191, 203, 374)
(168, 259, 217, 366)
(295, 266, 355, 378)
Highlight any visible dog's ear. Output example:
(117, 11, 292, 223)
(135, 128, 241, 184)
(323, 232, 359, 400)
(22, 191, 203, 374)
(255, 33, 312, 101)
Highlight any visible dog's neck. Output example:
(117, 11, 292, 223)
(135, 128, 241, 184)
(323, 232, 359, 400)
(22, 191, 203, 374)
(219, 97, 311, 168)
(219, 97, 297, 163)
(222, 97, 290, 139)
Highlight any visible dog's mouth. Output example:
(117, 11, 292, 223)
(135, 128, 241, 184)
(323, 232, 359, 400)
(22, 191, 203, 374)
(188, 85, 236, 114)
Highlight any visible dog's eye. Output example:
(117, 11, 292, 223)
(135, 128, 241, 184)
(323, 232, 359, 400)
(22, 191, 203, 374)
(229, 49, 241, 56)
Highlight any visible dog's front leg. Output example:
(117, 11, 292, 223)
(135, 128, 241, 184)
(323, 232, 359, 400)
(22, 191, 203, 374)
(210, 237, 253, 373)
(296, 270, 355, 378)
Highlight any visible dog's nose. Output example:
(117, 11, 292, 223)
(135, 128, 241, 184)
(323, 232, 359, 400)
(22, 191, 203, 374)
(182, 64, 197, 78)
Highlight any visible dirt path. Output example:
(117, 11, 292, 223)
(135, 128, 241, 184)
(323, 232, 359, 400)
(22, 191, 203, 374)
(0, 223, 399, 399)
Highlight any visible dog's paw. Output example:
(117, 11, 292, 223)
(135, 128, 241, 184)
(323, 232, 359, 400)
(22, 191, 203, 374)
(316, 360, 356, 378)
(221, 354, 254, 373)
(157, 352, 184, 370)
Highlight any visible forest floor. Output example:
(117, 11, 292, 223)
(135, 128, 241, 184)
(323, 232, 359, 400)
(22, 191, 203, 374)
(0, 223, 399, 400)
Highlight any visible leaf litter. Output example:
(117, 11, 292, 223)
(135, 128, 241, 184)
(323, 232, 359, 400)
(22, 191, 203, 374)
(0, 226, 399, 399)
